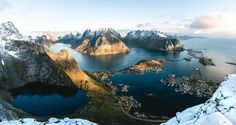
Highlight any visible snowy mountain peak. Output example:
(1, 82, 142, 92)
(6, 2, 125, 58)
(82, 28, 121, 39)
(0, 21, 23, 40)
(162, 74, 236, 125)
(0, 21, 19, 34)
(126, 30, 167, 39)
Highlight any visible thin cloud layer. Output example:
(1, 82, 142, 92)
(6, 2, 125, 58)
(189, 15, 222, 29)
(137, 11, 236, 37)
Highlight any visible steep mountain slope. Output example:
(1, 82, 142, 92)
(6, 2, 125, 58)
(125, 30, 183, 51)
(162, 74, 236, 125)
(72, 28, 129, 55)
(0, 22, 74, 89)
(46, 49, 105, 91)
(74, 31, 129, 55)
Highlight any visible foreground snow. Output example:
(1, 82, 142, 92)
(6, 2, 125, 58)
(162, 74, 236, 125)
(0, 117, 97, 125)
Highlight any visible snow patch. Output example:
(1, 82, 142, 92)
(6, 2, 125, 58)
(162, 74, 236, 125)
(1, 59, 4, 66)
(0, 118, 97, 125)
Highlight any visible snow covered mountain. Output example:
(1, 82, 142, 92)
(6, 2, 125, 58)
(125, 30, 183, 51)
(126, 30, 168, 39)
(0, 117, 97, 125)
(57, 28, 122, 48)
(162, 74, 236, 125)
(0, 21, 24, 40)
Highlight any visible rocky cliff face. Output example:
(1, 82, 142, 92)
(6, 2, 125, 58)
(74, 31, 129, 55)
(0, 21, 74, 89)
(125, 30, 183, 51)
(162, 74, 236, 125)
(0, 22, 76, 119)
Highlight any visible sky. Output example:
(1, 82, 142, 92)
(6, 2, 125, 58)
(0, 0, 236, 37)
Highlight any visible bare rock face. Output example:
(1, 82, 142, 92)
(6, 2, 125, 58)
(125, 30, 184, 51)
(0, 99, 18, 121)
(74, 31, 129, 55)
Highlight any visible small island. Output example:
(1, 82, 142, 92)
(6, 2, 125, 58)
(121, 59, 167, 75)
(161, 74, 220, 98)
(199, 57, 215, 66)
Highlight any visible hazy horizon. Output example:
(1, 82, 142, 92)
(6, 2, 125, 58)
(0, 0, 236, 38)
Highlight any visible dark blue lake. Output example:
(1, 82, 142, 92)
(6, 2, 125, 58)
(10, 83, 89, 116)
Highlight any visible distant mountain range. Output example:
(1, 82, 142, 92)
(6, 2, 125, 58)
(35, 29, 184, 55)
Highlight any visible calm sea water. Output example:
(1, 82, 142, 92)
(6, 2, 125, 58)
(51, 37, 236, 81)
(50, 37, 236, 116)
(109, 72, 207, 116)
(10, 83, 89, 116)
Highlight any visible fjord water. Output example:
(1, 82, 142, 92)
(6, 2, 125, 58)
(109, 72, 207, 116)
(10, 83, 89, 116)
(51, 37, 236, 81)
(49, 37, 236, 117)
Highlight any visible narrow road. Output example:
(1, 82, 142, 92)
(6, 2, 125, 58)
(114, 94, 168, 123)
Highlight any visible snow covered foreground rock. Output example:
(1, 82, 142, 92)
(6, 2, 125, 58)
(162, 74, 236, 125)
(0, 117, 97, 125)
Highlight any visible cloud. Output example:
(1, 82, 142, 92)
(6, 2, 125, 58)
(136, 21, 190, 34)
(189, 15, 222, 29)
(0, 0, 10, 12)
(136, 11, 236, 37)
(137, 23, 158, 28)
